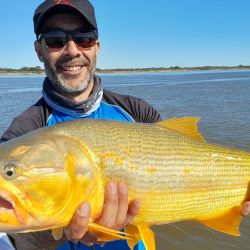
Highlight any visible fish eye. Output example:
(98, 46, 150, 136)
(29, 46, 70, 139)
(2, 163, 17, 180)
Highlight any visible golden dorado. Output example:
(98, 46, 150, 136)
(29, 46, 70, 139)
(0, 117, 249, 249)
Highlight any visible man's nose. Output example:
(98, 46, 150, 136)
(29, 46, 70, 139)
(63, 36, 80, 56)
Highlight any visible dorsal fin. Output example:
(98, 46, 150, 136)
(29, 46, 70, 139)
(157, 117, 205, 142)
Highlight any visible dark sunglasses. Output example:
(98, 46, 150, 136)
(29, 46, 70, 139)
(38, 28, 97, 49)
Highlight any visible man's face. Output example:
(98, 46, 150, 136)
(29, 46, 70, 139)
(35, 12, 100, 95)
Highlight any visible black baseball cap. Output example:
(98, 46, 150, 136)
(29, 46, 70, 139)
(33, 0, 98, 36)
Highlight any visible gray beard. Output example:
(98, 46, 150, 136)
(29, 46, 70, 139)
(44, 59, 96, 95)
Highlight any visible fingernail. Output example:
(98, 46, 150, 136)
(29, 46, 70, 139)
(119, 182, 127, 195)
(134, 199, 141, 209)
(109, 182, 117, 194)
(244, 203, 250, 211)
(77, 202, 89, 217)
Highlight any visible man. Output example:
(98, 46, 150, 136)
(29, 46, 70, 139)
(0, 0, 161, 249)
(2, 1, 250, 250)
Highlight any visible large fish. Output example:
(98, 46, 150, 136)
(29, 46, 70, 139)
(0, 117, 249, 249)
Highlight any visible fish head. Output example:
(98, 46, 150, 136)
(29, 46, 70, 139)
(0, 129, 96, 232)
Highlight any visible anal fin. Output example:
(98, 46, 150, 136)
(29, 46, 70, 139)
(198, 206, 242, 236)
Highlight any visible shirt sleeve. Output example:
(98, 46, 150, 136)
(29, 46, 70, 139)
(130, 97, 161, 123)
(102, 89, 162, 123)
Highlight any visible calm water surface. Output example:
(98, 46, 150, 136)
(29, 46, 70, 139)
(0, 70, 250, 249)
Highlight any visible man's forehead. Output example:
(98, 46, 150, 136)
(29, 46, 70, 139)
(42, 12, 91, 30)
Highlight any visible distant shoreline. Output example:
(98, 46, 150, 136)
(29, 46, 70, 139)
(0, 66, 250, 76)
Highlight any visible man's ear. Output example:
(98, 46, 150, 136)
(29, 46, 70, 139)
(34, 41, 44, 62)
(95, 40, 100, 57)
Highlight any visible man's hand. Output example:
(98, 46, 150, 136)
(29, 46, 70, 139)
(242, 201, 250, 216)
(64, 182, 140, 246)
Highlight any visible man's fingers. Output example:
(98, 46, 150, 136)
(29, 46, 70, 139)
(64, 202, 91, 241)
(242, 201, 250, 216)
(124, 199, 140, 227)
(98, 182, 119, 228)
(64, 183, 139, 246)
(115, 182, 129, 228)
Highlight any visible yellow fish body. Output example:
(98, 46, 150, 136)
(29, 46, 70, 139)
(0, 117, 249, 249)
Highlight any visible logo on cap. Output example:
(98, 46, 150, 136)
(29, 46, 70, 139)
(54, 0, 72, 5)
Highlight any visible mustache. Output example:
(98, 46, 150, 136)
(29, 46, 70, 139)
(56, 56, 90, 67)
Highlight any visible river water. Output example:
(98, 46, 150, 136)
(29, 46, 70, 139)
(0, 70, 250, 249)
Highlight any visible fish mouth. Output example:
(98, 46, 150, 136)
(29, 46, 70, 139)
(0, 195, 14, 210)
(0, 191, 26, 224)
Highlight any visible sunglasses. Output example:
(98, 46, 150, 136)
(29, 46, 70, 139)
(38, 28, 97, 49)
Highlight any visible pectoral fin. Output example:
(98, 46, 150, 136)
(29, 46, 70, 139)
(88, 222, 133, 242)
(198, 206, 242, 236)
(125, 224, 155, 250)
(52, 223, 132, 242)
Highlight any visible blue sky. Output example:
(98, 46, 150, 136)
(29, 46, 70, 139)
(0, 0, 250, 69)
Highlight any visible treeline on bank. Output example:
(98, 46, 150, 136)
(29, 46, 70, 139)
(0, 66, 44, 74)
(0, 65, 250, 74)
(97, 65, 250, 73)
